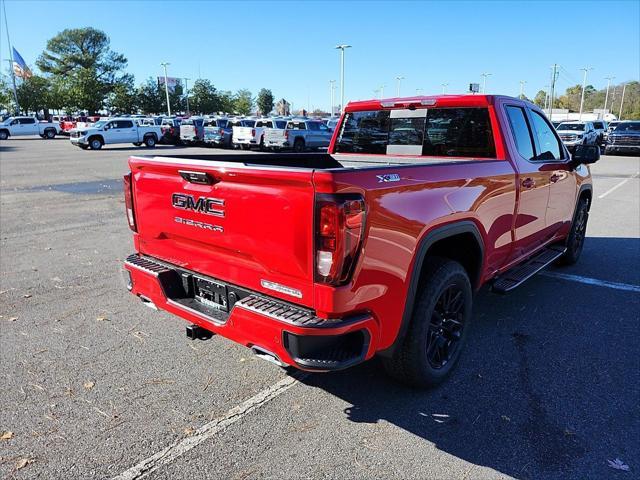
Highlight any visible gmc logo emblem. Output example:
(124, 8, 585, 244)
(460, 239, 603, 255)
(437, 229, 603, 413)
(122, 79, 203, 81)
(172, 193, 225, 217)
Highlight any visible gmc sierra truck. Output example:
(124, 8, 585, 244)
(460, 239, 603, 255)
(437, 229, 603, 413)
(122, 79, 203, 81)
(122, 95, 598, 387)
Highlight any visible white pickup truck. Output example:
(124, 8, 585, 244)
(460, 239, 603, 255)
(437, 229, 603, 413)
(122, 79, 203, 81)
(232, 118, 288, 150)
(0, 116, 61, 140)
(69, 118, 163, 150)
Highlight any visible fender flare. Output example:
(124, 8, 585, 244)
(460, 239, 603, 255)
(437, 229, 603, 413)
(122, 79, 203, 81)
(88, 134, 104, 145)
(378, 220, 484, 358)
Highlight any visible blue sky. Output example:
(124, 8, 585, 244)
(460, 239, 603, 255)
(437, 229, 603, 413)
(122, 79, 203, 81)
(2, 0, 639, 111)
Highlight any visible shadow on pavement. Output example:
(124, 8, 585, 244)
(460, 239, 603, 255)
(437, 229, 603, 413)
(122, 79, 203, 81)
(298, 237, 640, 479)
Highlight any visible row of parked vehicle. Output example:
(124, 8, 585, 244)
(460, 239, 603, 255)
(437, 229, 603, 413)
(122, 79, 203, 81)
(64, 114, 340, 151)
(551, 119, 639, 155)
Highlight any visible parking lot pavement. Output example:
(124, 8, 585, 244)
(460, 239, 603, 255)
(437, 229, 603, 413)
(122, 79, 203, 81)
(1, 138, 638, 479)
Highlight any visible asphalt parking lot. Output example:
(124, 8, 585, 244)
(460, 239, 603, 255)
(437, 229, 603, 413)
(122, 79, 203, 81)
(1, 137, 638, 479)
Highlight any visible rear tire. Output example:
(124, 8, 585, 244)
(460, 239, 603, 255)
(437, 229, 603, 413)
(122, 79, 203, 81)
(557, 197, 589, 266)
(383, 257, 472, 388)
(0, 130, 8, 140)
(293, 138, 305, 153)
(45, 129, 56, 139)
(144, 136, 156, 148)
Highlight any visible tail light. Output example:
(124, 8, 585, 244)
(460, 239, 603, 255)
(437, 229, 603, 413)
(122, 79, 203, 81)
(123, 173, 136, 232)
(284, 130, 289, 140)
(315, 194, 366, 285)
(251, 128, 256, 137)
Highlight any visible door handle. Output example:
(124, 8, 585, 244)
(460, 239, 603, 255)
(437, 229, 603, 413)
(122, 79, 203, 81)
(522, 178, 535, 189)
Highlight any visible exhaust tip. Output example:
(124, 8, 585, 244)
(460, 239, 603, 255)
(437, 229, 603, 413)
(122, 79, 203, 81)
(250, 346, 286, 367)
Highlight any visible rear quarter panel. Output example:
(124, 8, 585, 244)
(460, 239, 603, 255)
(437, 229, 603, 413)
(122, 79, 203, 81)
(313, 159, 517, 351)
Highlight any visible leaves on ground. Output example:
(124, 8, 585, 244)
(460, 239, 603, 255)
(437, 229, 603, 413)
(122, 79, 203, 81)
(1, 431, 14, 440)
(183, 426, 195, 435)
(608, 458, 630, 471)
(83, 381, 95, 390)
(15, 458, 33, 470)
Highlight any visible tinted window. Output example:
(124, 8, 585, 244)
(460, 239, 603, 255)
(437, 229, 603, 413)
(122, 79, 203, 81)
(182, 119, 194, 125)
(275, 120, 287, 129)
(287, 122, 306, 130)
(217, 119, 228, 128)
(423, 108, 495, 158)
(616, 122, 640, 132)
(335, 110, 390, 154)
(241, 120, 256, 127)
(530, 111, 562, 160)
(21, 118, 36, 124)
(389, 117, 425, 145)
(307, 122, 320, 131)
(557, 123, 585, 131)
(116, 120, 134, 128)
(318, 123, 329, 131)
(506, 106, 535, 160)
(593, 121, 604, 129)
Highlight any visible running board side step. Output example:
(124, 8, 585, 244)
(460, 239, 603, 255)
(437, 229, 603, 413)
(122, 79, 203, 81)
(492, 246, 566, 294)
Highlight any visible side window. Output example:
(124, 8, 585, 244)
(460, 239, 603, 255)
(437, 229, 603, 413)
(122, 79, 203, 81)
(10, 119, 19, 125)
(530, 110, 562, 160)
(505, 106, 535, 160)
(423, 108, 495, 158)
(307, 122, 320, 131)
(318, 123, 329, 131)
(118, 120, 134, 129)
(21, 118, 36, 124)
(255, 121, 265, 127)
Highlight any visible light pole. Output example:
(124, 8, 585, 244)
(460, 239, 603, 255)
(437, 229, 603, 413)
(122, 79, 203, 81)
(578, 66, 593, 120)
(395, 75, 405, 96)
(519, 80, 527, 99)
(183, 77, 190, 115)
(619, 83, 627, 120)
(160, 62, 171, 116)
(603, 76, 615, 114)
(441, 83, 449, 94)
(329, 80, 336, 116)
(335, 44, 351, 113)
(379, 84, 386, 98)
(480, 73, 492, 93)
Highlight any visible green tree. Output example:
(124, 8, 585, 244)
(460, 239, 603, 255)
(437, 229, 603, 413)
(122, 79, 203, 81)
(108, 79, 137, 114)
(136, 78, 163, 115)
(16, 75, 51, 114)
(37, 27, 129, 114)
(533, 90, 546, 107)
(0, 74, 14, 112)
(256, 88, 274, 115)
(218, 90, 235, 114)
(234, 89, 253, 115)
(189, 79, 220, 114)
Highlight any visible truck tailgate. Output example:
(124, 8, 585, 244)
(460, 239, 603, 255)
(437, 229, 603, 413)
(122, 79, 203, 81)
(233, 126, 254, 141)
(129, 156, 316, 307)
(264, 128, 286, 142)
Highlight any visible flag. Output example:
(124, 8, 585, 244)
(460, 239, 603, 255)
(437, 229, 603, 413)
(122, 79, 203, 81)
(12, 47, 32, 79)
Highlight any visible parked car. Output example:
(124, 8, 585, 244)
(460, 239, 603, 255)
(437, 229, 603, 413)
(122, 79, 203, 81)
(233, 118, 276, 150)
(69, 117, 162, 150)
(264, 119, 333, 152)
(203, 118, 232, 148)
(591, 120, 608, 145)
(604, 120, 621, 143)
(160, 118, 182, 145)
(122, 94, 598, 388)
(180, 117, 205, 145)
(556, 121, 598, 152)
(327, 117, 340, 131)
(0, 116, 61, 140)
(605, 121, 640, 155)
(228, 118, 257, 148)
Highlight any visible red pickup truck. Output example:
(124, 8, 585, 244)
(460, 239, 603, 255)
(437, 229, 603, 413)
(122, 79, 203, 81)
(122, 95, 599, 387)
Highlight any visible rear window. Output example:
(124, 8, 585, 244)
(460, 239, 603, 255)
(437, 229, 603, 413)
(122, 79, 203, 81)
(335, 107, 495, 158)
(241, 120, 256, 127)
(592, 121, 604, 129)
(287, 121, 307, 130)
(275, 120, 287, 129)
(255, 120, 273, 128)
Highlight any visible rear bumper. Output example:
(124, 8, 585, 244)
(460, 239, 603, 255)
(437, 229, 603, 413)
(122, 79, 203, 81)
(123, 254, 378, 371)
(265, 139, 289, 148)
(233, 138, 257, 145)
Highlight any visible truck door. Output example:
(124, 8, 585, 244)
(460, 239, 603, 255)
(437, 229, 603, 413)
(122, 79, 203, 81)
(527, 109, 577, 239)
(114, 120, 136, 142)
(503, 104, 553, 259)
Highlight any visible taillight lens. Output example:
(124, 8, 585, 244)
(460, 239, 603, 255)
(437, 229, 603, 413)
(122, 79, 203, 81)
(284, 130, 289, 140)
(123, 172, 136, 232)
(315, 194, 366, 285)
(251, 128, 256, 137)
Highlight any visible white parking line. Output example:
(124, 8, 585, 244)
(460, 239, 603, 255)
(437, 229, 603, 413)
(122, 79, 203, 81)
(112, 373, 306, 480)
(597, 172, 639, 199)
(540, 271, 640, 293)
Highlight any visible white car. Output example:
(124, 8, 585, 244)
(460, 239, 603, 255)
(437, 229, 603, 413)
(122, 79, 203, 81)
(232, 118, 288, 150)
(69, 118, 163, 150)
(0, 116, 61, 140)
(556, 121, 598, 152)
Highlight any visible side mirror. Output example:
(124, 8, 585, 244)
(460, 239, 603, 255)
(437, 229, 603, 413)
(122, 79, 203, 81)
(572, 144, 600, 165)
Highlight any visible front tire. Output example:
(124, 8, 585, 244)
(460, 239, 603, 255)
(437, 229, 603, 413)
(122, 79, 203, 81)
(383, 257, 472, 388)
(557, 197, 589, 266)
(89, 138, 103, 150)
(0, 130, 8, 140)
(45, 129, 56, 139)
(144, 136, 156, 148)
(293, 139, 305, 153)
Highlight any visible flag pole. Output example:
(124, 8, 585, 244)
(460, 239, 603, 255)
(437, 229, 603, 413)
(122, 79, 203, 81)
(2, 0, 20, 113)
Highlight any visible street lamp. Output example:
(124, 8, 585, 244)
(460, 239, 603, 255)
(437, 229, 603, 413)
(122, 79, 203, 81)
(379, 84, 386, 98)
(480, 73, 492, 94)
(183, 77, 191, 115)
(603, 76, 615, 114)
(160, 62, 171, 116)
(396, 75, 405, 96)
(329, 80, 336, 116)
(335, 44, 351, 113)
(441, 83, 449, 94)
